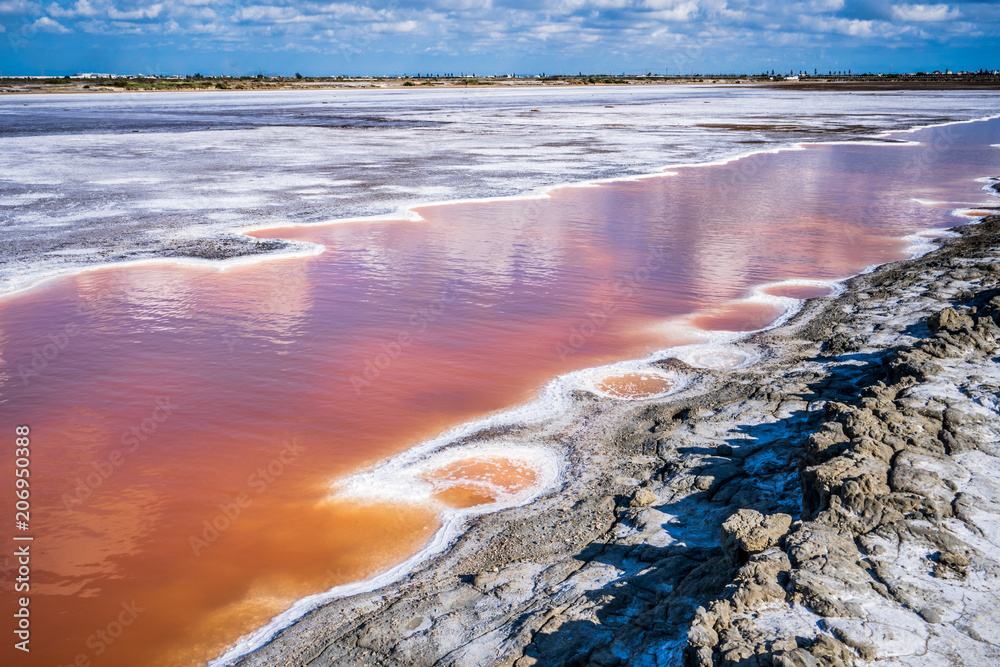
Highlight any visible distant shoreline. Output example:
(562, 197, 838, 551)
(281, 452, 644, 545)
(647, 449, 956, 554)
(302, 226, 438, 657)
(4, 76, 1000, 95)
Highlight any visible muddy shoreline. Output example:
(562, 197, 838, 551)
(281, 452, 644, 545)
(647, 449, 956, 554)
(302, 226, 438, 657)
(227, 204, 1000, 667)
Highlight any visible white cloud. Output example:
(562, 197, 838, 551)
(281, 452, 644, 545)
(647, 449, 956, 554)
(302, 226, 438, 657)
(47, 0, 97, 18)
(533, 22, 572, 36)
(109, 19, 146, 32)
(109, 4, 163, 19)
(643, 0, 691, 10)
(559, 0, 629, 9)
(235, 5, 304, 22)
(0, 21, 5, 30)
(308, 2, 382, 20)
(428, 0, 489, 9)
(0, 0, 40, 14)
(369, 19, 418, 32)
(891, 3, 959, 22)
(800, 15, 890, 37)
(808, 0, 845, 10)
(169, 5, 217, 19)
(647, 1, 699, 21)
(187, 20, 219, 32)
(33, 15, 71, 31)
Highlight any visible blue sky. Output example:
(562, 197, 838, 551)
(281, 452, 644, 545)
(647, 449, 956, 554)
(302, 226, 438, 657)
(1, 0, 997, 76)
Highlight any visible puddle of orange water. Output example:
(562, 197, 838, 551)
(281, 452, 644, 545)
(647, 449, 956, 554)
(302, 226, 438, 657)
(689, 302, 787, 332)
(596, 372, 676, 399)
(424, 457, 539, 508)
(432, 486, 498, 508)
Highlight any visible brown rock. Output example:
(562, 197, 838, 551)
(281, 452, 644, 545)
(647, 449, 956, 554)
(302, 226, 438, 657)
(721, 510, 792, 565)
(630, 487, 658, 507)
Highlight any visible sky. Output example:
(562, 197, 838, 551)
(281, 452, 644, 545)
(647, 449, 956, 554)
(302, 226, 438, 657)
(0, 0, 997, 76)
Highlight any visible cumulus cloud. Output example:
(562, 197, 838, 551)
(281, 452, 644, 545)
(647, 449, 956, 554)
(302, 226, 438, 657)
(235, 4, 305, 22)
(33, 14, 71, 31)
(646, 1, 699, 21)
(0, 0, 40, 14)
(800, 14, 886, 37)
(47, 0, 97, 18)
(891, 3, 960, 21)
(369, 19, 418, 32)
(108, 3, 163, 19)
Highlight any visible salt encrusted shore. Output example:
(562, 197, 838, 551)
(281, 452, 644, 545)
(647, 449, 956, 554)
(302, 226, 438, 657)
(229, 204, 1000, 667)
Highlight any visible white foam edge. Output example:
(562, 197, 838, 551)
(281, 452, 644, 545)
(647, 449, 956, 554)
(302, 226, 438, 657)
(0, 239, 325, 301)
(806, 139, 921, 147)
(951, 207, 999, 220)
(751, 278, 845, 299)
(335, 442, 564, 507)
(651, 288, 803, 340)
(576, 364, 689, 400)
(915, 177, 1000, 256)
(638, 279, 847, 370)
(669, 339, 764, 371)
(871, 112, 1000, 137)
(901, 229, 960, 260)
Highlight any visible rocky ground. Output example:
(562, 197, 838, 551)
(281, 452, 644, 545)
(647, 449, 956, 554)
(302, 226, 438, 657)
(229, 210, 1000, 667)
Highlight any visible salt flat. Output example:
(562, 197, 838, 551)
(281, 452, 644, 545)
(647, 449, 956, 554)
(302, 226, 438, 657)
(1, 85, 998, 296)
